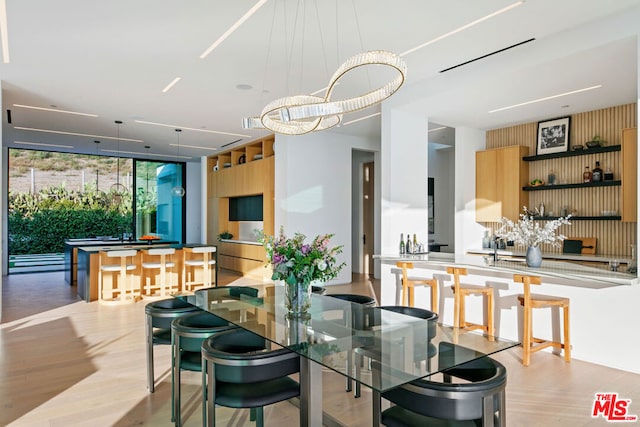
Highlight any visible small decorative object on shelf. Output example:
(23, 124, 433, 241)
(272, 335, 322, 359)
(583, 166, 592, 182)
(259, 227, 345, 317)
(592, 161, 603, 182)
(496, 207, 572, 268)
(547, 170, 556, 185)
(217, 231, 233, 241)
(604, 165, 614, 181)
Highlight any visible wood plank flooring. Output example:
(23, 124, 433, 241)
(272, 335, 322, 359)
(1, 270, 639, 426)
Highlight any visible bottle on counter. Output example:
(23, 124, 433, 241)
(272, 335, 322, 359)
(583, 166, 592, 183)
(592, 161, 603, 182)
(482, 230, 491, 248)
(399, 233, 405, 255)
(406, 233, 413, 254)
(413, 234, 418, 252)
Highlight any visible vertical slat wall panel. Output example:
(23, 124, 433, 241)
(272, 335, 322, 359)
(484, 103, 637, 257)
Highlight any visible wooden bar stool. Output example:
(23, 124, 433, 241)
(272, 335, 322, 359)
(446, 267, 494, 337)
(98, 249, 139, 304)
(513, 274, 571, 366)
(396, 262, 438, 313)
(141, 248, 177, 298)
(182, 246, 217, 293)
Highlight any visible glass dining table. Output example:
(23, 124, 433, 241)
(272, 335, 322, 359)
(182, 284, 518, 426)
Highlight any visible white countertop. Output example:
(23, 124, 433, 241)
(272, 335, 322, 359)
(374, 252, 638, 287)
(467, 248, 630, 263)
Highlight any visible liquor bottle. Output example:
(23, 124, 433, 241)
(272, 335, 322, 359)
(406, 233, 412, 254)
(583, 166, 592, 183)
(592, 161, 603, 182)
(413, 234, 418, 252)
(399, 233, 405, 255)
(604, 166, 614, 181)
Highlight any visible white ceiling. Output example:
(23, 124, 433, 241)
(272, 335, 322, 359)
(0, 0, 638, 161)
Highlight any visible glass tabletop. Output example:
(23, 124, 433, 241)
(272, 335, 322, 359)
(183, 284, 518, 393)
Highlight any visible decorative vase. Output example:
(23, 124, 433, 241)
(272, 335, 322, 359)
(284, 282, 311, 318)
(526, 246, 542, 268)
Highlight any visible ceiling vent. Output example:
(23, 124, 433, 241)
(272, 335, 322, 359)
(439, 38, 535, 73)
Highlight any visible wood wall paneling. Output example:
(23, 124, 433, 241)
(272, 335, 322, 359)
(485, 103, 637, 257)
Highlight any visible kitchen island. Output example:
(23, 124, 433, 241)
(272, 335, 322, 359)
(75, 242, 210, 302)
(375, 252, 639, 373)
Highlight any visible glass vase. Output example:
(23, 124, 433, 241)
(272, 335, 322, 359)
(526, 246, 542, 268)
(285, 281, 312, 318)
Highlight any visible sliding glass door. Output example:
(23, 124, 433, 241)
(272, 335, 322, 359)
(134, 160, 184, 243)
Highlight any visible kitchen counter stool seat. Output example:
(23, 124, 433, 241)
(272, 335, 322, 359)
(396, 262, 439, 313)
(98, 249, 138, 304)
(182, 246, 217, 293)
(447, 267, 494, 338)
(141, 248, 177, 298)
(514, 274, 571, 366)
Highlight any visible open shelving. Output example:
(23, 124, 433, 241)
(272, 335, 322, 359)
(522, 145, 621, 161)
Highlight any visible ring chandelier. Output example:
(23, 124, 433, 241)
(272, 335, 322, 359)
(243, 50, 407, 135)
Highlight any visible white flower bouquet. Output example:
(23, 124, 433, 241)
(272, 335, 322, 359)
(496, 207, 571, 248)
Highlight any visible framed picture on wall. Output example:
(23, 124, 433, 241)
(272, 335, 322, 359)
(537, 116, 571, 155)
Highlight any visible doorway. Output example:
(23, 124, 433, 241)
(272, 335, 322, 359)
(352, 150, 375, 276)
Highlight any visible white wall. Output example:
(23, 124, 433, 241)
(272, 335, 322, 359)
(274, 131, 379, 284)
(454, 127, 487, 254)
(380, 107, 429, 256)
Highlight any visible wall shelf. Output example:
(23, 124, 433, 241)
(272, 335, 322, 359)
(522, 144, 620, 161)
(523, 180, 621, 191)
(532, 215, 621, 221)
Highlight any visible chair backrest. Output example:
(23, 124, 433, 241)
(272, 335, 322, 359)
(446, 266, 467, 291)
(382, 343, 507, 422)
(106, 249, 137, 258)
(395, 261, 413, 286)
(147, 247, 175, 256)
(513, 274, 541, 307)
(191, 246, 217, 254)
(145, 298, 200, 329)
(171, 311, 233, 352)
(202, 328, 300, 384)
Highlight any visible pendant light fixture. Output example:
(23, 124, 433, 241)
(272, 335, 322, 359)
(171, 129, 185, 198)
(143, 145, 153, 205)
(94, 140, 100, 190)
(111, 120, 126, 204)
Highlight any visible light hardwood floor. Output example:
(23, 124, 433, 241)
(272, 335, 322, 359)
(1, 270, 638, 426)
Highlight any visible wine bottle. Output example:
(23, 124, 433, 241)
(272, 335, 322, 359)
(399, 234, 405, 255)
(583, 166, 592, 183)
(592, 161, 603, 182)
(406, 233, 412, 254)
(413, 234, 418, 252)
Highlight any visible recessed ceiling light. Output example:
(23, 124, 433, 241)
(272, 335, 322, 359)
(488, 85, 602, 113)
(199, 0, 269, 59)
(162, 77, 182, 93)
(101, 148, 191, 159)
(342, 112, 381, 126)
(135, 120, 250, 138)
(13, 104, 98, 117)
(13, 141, 74, 149)
(400, 1, 524, 57)
(13, 126, 143, 142)
(236, 84, 253, 90)
(169, 143, 217, 151)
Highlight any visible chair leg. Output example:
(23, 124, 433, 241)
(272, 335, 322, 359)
(563, 304, 571, 362)
(522, 306, 532, 366)
(146, 314, 154, 392)
(431, 282, 438, 314)
(482, 394, 494, 426)
(255, 407, 264, 427)
(207, 364, 216, 427)
(202, 358, 207, 427)
(487, 291, 495, 340)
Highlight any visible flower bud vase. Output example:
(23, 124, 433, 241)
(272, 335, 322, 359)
(526, 246, 542, 268)
(285, 282, 311, 318)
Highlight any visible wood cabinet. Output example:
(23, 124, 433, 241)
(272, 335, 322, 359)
(206, 135, 275, 277)
(621, 127, 637, 222)
(476, 145, 529, 222)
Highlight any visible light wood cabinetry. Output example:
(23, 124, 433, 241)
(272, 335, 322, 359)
(206, 135, 275, 277)
(621, 127, 637, 222)
(476, 145, 529, 222)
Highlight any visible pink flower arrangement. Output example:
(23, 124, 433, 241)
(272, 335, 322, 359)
(259, 227, 345, 286)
